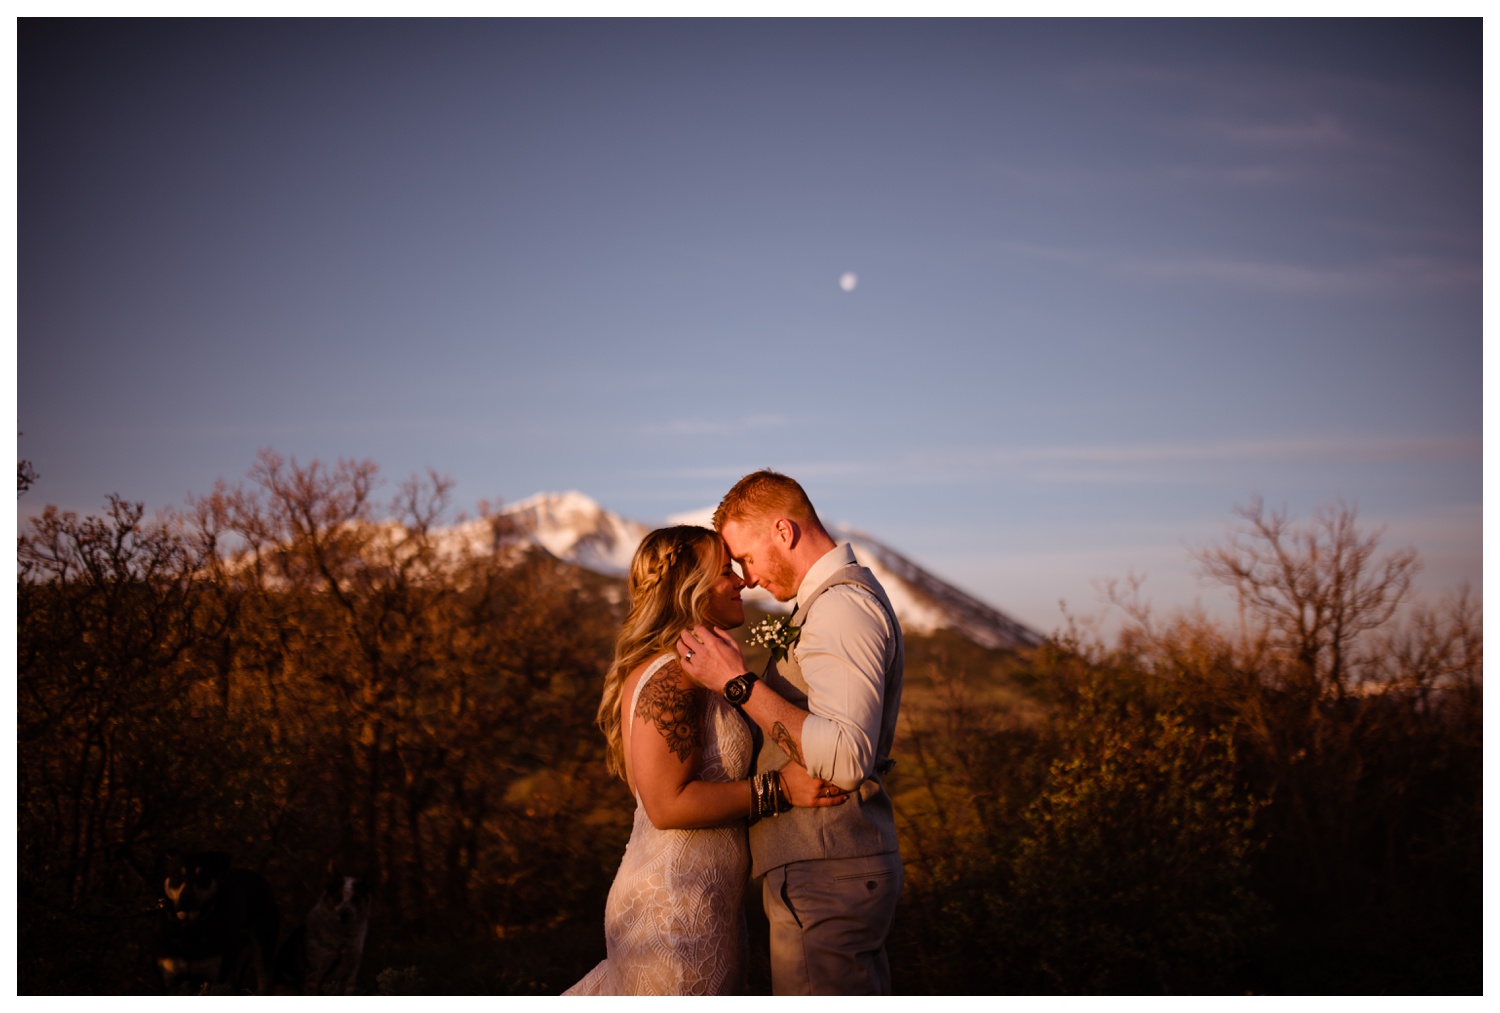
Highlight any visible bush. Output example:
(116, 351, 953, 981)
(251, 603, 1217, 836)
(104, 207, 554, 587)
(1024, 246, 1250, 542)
(997, 699, 1266, 993)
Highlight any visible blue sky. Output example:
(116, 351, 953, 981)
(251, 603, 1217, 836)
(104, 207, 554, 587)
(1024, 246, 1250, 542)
(15, 18, 1483, 634)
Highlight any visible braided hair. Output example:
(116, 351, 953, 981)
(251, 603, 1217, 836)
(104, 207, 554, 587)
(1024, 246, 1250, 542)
(596, 525, 724, 780)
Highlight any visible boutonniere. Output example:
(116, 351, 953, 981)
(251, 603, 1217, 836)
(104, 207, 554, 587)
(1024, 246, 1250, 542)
(750, 615, 802, 662)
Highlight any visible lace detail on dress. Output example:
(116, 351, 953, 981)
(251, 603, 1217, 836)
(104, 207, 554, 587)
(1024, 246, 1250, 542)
(564, 655, 753, 995)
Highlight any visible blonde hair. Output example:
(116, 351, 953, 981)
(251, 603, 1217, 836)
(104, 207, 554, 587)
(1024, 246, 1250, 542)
(597, 525, 725, 780)
(712, 469, 822, 532)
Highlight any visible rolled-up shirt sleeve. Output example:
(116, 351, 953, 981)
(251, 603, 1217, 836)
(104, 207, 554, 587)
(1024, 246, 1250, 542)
(796, 584, 896, 791)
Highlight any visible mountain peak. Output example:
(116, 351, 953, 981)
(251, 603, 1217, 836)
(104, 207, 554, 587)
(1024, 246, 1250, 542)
(494, 495, 1040, 650)
(509, 490, 605, 516)
(498, 492, 648, 576)
(829, 525, 1041, 650)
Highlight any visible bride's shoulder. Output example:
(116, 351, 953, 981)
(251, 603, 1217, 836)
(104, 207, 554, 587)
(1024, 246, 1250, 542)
(624, 652, 688, 698)
(631, 651, 682, 679)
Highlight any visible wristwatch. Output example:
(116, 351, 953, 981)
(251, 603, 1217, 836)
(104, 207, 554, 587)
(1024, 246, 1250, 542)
(724, 671, 758, 707)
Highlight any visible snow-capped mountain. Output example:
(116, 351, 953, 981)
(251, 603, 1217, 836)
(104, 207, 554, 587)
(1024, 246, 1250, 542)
(435, 490, 650, 575)
(825, 525, 1042, 650)
(496, 491, 650, 575)
(484, 492, 1040, 651)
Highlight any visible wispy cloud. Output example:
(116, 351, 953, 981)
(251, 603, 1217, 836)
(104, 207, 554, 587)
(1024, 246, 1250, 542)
(1327, 217, 1479, 252)
(639, 414, 790, 438)
(998, 240, 1480, 297)
(654, 435, 1479, 490)
(1115, 254, 1481, 296)
(1048, 57, 1467, 201)
(1167, 163, 1303, 187)
(994, 240, 1101, 267)
(979, 160, 1127, 194)
(1185, 112, 1354, 150)
(916, 436, 1480, 487)
(658, 459, 871, 482)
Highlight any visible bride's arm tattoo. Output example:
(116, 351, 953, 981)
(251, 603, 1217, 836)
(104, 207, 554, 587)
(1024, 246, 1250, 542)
(771, 722, 803, 766)
(635, 670, 703, 763)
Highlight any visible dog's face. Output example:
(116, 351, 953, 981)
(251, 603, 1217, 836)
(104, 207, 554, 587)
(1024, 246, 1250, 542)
(317, 870, 371, 927)
(163, 851, 232, 923)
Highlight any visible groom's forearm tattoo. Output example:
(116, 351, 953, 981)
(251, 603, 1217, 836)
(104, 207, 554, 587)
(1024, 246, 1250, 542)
(771, 722, 804, 766)
(635, 668, 703, 763)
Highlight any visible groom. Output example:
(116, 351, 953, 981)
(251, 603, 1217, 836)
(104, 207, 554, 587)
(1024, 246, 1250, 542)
(678, 470, 904, 995)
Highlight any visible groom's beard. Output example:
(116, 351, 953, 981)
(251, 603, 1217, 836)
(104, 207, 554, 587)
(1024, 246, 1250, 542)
(767, 553, 800, 603)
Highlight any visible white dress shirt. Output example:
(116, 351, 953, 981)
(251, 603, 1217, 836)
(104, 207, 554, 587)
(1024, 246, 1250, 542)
(793, 543, 898, 791)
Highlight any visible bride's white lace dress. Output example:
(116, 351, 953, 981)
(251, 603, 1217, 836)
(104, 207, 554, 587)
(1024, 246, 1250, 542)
(565, 654, 753, 995)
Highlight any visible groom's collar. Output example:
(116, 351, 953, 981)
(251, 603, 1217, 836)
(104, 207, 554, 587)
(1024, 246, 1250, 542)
(793, 542, 857, 615)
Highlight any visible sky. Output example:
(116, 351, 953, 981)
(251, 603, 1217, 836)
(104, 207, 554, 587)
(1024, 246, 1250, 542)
(14, 18, 1485, 636)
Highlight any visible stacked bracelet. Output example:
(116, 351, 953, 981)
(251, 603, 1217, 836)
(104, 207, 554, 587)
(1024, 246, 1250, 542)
(748, 770, 793, 821)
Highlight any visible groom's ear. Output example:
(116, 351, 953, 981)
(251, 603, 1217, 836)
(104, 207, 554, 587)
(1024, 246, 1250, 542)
(774, 517, 798, 547)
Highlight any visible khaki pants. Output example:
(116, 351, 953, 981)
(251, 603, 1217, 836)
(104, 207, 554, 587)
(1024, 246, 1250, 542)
(763, 852, 904, 995)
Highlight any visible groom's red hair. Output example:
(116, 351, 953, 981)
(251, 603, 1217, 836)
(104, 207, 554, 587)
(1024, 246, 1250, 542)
(713, 470, 823, 532)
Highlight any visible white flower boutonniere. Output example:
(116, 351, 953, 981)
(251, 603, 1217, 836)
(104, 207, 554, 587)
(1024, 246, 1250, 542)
(750, 615, 802, 663)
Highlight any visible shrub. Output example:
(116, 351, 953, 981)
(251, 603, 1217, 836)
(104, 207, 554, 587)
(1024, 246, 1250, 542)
(996, 695, 1266, 993)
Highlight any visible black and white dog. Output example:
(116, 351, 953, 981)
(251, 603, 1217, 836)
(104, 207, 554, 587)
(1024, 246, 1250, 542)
(275, 860, 372, 994)
(157, 850, 279, 994)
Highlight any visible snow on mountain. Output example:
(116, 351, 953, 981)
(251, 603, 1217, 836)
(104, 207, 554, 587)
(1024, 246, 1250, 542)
(430, 491, 650, 577)
(499, 491, 650, 575)
(827, 525, 1042, 650)
(502, 493, 1041, 650)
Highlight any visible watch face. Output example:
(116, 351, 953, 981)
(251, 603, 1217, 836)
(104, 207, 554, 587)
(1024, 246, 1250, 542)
(726, 675, 753, 705)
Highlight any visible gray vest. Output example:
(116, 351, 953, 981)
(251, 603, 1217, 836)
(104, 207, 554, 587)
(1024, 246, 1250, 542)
(748, 560, 904, 879)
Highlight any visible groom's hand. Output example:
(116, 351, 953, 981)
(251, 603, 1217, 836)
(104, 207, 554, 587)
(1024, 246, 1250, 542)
(676, 625, 745, 695)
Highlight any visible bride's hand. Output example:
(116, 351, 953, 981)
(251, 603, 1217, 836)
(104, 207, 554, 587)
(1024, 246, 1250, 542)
(778, 762, 848, 808)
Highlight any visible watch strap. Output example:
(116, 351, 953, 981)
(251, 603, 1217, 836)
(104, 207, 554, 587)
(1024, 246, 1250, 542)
(725, 671, 758, 705)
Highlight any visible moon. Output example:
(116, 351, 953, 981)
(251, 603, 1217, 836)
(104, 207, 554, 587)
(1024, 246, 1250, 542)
(839, 272, 858, 292)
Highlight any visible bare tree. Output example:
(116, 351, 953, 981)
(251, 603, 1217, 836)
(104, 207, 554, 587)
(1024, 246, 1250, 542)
(1194, 497, 1418, 700)
(17, 497, 211, 903)
(18, 431, 38, 495)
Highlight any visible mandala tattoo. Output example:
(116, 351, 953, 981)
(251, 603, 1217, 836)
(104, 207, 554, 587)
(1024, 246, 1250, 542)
(771, 721, 804, 766)
(635, 666, 703, 763)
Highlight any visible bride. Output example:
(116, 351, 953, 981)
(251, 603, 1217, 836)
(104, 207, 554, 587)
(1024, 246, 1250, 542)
(565, 525, 847, 995)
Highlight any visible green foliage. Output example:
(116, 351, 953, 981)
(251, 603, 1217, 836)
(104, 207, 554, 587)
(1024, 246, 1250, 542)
(892, 644, 1267, 994)
(999, 701, 1266, 993)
